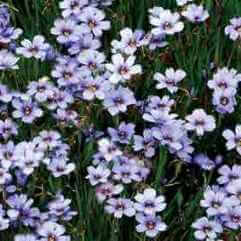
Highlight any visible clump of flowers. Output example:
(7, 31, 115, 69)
(16, 35, 50, 61)
(207, 67, 241, 114)
(154, 68, 186, 93)
(225, 17, 241, 41)
(1, 0, 241, 240)
(185, 109, 216, 136)
(181, 4, 209, 23)
(223, 125, 241, 155)
(149, 8, 184, 35)
(105, 54, 142, 84)
(0, 0, 113, 238)
(192, 163, 241, 240)
(86, 123, 167, 237)
(0, 4, 22, 70)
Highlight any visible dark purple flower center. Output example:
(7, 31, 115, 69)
(128, 39, 137, 48)
(63, 72, 73, 79)
(217, 81, 227, 89)
(88, 20, 97, 29)
(194, 16, 200, 21)
(203, 225, 212, 233)
(232, 215, 241, 223)
(122, 171, 130, 178)
(26, 160, 34, 166)
(166, 79, 175, 85)
(107, 146, 116, 153)
(212, 201, 221, 208)
(195, 119, 205, 126)
(163, 135, 173, 142)
(58, 95, 64, 102)
(118, 131, 127, 139)
(136, 171, 142, 177)
(88, 84, 98, 92)
(228, 173, 239, 181)
(62, 28, 72, 36)
(163, 22, 172, 30)
(70, 1, 79, 9)
(29, 46, 39, 54)
(152, 37, 162, 44)
(94, 174, 101, 180)
(115, 202, 124, 210)
(57, 166, 65, 172)
(101, 188, 111, 196)
(119, 66, 129, 75)
(220, 96, 229, 106)
(37, 86, 46, 92)
(43, 136, 52, 142)
(157, 103, 166, 108)
(235, 25, 241, 33)
(48, 235, 57, 241)
(144, 201, 155, 208)
(3, 127, 10, 133)
(234, 137, 241, 146)
(54, 206, 65, 213)
(24, 106, 32, 116)
(114, 97, 124, 105)
(4, 151, 12, 159)
(88, 62, 97, 70)
(146, 221, 156, 230)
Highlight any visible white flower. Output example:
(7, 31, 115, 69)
(98, 138, 122, 161)
(150, 9, 184, 35)
(16, 35, 50, 60)
(154, 68, 186, 93)
(182, 4, 209, 23)
(185, 109, 216, 136)
(106, 54, 142, 84)
(176, 0, 192, 6)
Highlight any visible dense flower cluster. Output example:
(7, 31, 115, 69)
(0, 4, 22, 70)
(192, 164, 241, 240)
(1, 0, 241, 240)
(207, 68, 241, 114)
(225, 17, 241, 41)
(86, 126, 167, 237)
(0, 0, 114, 239)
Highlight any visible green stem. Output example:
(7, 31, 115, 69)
(155, 147, 167, 189)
